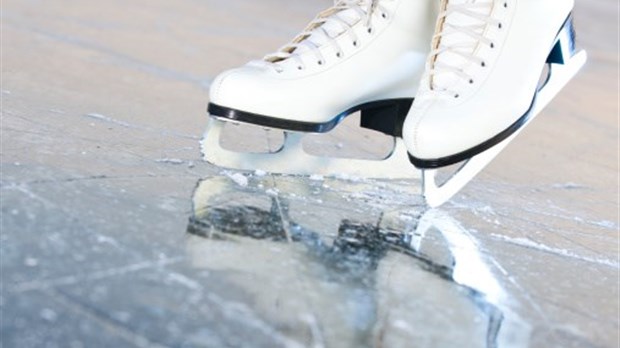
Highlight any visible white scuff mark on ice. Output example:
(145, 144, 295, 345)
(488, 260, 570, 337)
(491, 234, 620, 268)
(309, 174, 324, 181)
(265, 188, 279, 196)
(254, 169, 267, 177)
(392, 320, 413, 331)
(592, 220, 617, 229)
(187, 161, 195, 169)
(85, 113, 135, 128)
(166, 272, 202, 291)
(551, 182, 588, 190)
(334, 173, 364, 182)
(40, 308, 58, 322)
(112, 311, 132, 323)
(155, 158, 185, 165)
(2, 90, 11, 94)
(96, 234, 119, 247)
(226, 172, 248, 187)
(24, 257, 39, 267)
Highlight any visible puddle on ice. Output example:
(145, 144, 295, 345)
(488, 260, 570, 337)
(186, 175, 530, 347)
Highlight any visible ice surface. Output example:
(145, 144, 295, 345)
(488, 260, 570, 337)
(1, 0, 618, 347)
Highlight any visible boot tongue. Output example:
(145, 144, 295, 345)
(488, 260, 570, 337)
(431, 0, 491, 91)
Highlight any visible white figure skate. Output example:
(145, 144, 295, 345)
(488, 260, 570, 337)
(203, 0, 438, 179)
(403, 0, 587, 207)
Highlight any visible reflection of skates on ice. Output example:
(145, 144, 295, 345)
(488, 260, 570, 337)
(202, 0, 438, 179)
(202, 0, 586, 207)
(404, 0, 587, 206)
(185, 176, 529, 347)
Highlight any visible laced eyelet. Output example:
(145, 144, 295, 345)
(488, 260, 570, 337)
(297, 66, 303, 70)
(336, 52, 342, 58)
(469, 79, 474, 84)
(454, 94, 460, 99)
(504, 2, 508, 8)
(481, 61, 486, 67)
(381, 13, 387, 19)
(318, 60, 324, 65)
(353, 41, 358, 47)
(490, 42, 495, 48)
(367, 27, 373, 34)
(498, 23, 503, 29)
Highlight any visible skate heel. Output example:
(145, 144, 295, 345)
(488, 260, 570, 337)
(546, 15, 577, 65)
(360, 98, 413, 137)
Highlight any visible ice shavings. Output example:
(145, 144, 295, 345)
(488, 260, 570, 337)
(491, 234, 619, 268)
(333, 173, 363, 182)
(309, 174, 324, 181)
(226, 172, 248, 187)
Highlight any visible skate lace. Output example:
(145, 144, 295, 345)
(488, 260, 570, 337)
(428, 1, 502, 98)
(257, 0, 388, 72)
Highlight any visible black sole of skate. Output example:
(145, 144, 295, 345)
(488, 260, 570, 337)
(207, 98, 414, 138)
(408, 98, 536, 169)
(409, 14, 577, 169)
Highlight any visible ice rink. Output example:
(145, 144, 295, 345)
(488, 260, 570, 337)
(1, 0, 618, 347)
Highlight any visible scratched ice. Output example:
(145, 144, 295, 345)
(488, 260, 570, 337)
(185, 176, 531, 348)
(1, 0, 617, 347)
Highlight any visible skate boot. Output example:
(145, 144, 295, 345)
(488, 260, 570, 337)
(402, 0, 587, 206)
(203, 0, 438, 179)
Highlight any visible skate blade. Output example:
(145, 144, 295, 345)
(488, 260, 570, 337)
(423, 49, 587, 208)
(201, 117, 420, 180)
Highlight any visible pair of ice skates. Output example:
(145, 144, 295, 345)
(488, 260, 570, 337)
(202, 0, 587, 207)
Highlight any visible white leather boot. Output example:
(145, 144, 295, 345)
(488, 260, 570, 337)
(403, 0, 579, 168)
(208, 0, 438, 135)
